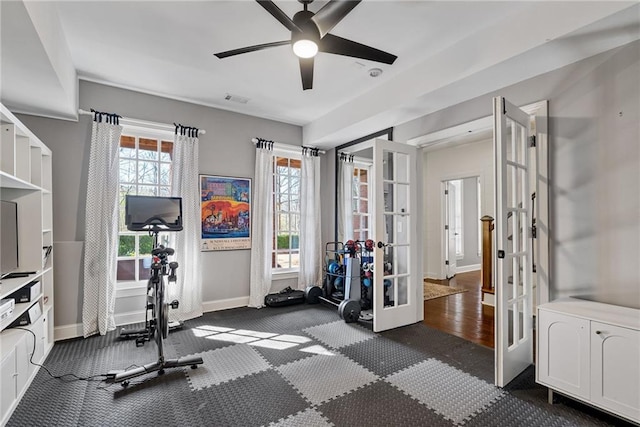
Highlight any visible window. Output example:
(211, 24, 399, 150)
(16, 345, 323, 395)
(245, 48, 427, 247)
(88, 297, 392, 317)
(273, 155, 301, 271)
(352, 163, 371, 241)
(117, 130, 173, 283)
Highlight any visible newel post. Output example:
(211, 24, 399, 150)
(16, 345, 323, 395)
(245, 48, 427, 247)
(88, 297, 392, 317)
(480, 215, 494, 292)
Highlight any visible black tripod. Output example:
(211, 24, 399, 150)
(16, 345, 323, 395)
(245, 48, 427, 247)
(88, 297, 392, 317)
(108, 224, 203, 386)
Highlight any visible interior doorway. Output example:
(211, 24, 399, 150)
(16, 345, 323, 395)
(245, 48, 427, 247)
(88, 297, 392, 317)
(442, 176, 482, 279)
(443, 179, 459, 279)
(334, 136, 423, 332)
(408, 99, 549, 388)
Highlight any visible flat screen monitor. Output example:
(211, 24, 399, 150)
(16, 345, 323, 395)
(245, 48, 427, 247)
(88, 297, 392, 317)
(125, 195, 183, 232)
(1, 200, 19, 278)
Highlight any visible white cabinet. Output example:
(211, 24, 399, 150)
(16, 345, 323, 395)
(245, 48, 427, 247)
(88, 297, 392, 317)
(0, 103, 54, 426)
(537, 300, 640, 424)
(0, 349, 16, 419)
(538, 310, 590, 398)
(590, 321, 640, 422)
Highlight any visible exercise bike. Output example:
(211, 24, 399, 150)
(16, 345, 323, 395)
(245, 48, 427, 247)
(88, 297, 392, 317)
(119, 229, 182, 347)
(108, 195, 204, 386)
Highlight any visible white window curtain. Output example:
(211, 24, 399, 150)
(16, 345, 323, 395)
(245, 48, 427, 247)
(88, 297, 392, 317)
(337, 154, 354, 242)
(82, 113, 122, 337)
(249, 140, 274, 307)
(169, 126, 203, 322)
(298, 148, 322, 289)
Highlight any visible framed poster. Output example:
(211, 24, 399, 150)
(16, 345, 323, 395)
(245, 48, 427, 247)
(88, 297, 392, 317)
(200, 175, 251, 251)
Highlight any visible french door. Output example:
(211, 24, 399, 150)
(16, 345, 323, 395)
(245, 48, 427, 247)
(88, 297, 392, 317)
(372, 139, 422, 332)
(494, 96, 534, 387)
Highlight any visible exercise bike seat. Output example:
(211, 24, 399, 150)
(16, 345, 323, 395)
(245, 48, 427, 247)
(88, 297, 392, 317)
(152, 246, 175, 257)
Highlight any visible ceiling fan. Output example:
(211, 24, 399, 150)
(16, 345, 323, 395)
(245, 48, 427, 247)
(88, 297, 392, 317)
(214, 0, 397, 90)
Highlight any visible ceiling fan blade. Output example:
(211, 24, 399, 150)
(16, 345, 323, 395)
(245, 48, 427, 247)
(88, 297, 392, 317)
(256, 0, 301, 33)
(214, 40, 290, 59)
(299, 57, 314, 90)
(311, 0, 361, 38)
(320, 33, 397, 64)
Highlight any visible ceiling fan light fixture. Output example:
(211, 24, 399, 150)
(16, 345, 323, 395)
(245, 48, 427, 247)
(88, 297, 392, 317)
(292, 39, 318, 58)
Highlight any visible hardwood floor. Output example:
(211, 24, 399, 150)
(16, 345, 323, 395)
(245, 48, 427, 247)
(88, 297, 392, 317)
(423, 270, 495, 348)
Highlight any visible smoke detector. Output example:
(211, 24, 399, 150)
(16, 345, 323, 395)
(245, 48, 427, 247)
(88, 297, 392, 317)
(368, 68, 383, 78)
(224, 93, 250, 104)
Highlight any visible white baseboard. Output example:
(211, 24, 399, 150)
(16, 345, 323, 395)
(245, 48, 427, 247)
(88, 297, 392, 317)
(482, 293, 495, 307)
(424, 265, 479, 281)
(115, 310, 146, 327)
(54, 296, 251, 341)
(53, 313, 145, 341)
(456, 264, 481, 274)
(54, 323, 83, 341)
(202, 296, 249, 313)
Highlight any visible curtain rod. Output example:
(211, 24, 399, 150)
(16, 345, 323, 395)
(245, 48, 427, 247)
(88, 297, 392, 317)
(78, 109, 207, 135)
(251, 137, 325, 154)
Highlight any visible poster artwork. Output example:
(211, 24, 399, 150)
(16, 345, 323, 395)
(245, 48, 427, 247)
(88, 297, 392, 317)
(200, 175, 251, 251)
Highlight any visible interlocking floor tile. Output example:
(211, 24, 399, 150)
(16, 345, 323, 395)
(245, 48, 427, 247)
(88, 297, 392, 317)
(187, 305, 340, 336)
(6, 358, 89, 427)
(186, 344, 270, 390)
(341, 335, 428, 377)
(268, 408, 333, 427)
(82, 369, 198, 427)
(386, 358, 504, 425)
(252, 342, 317, 367)
(303, 320, 376, 349)
(193, 369, 309, 426)
(381, 322, 470, 358)
(277, 353, 378, 405)
(464, 393, 613, 427)
(439, 340, 495, 383)
(318, 380, 453, 427)
(169, 323, 236, 356)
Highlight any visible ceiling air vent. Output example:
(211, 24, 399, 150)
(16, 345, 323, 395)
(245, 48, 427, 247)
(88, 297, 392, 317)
(224, 93, 250, 104)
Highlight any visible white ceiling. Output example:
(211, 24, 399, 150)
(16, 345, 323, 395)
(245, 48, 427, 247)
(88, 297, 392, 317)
(1, 1, 638, 148)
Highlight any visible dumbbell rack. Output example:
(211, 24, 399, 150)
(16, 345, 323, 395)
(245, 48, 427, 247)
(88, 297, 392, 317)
(323, 242, 343, 299)
(305, 242, 362, 323)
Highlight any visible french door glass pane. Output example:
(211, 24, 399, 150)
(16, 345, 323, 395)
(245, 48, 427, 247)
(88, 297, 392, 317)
(397, 275, 408, 305)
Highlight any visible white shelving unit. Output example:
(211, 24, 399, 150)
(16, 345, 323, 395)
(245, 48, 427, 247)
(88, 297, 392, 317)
(0, 103, 54, 426)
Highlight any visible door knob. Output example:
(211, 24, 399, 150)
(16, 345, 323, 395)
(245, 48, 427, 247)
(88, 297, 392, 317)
(377, 241, 388, 248)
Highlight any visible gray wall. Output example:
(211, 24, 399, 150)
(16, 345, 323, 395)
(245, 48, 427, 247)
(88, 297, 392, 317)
(395, 40, 640, 299)
(18, 80, 302, 328)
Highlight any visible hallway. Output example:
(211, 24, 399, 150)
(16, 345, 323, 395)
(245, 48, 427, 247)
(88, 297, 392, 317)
(423, 270, 494, 348)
